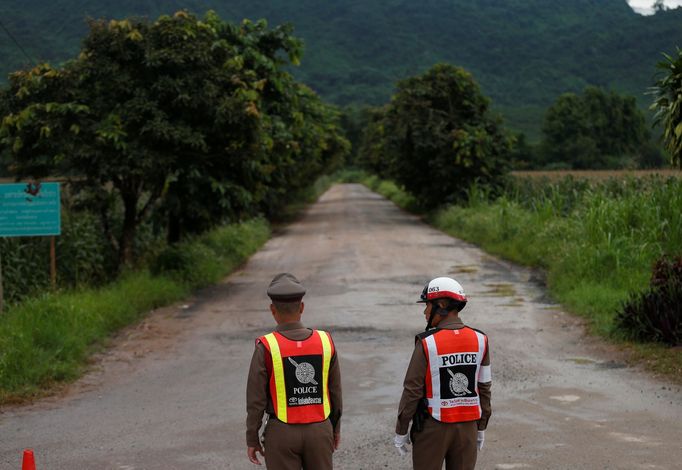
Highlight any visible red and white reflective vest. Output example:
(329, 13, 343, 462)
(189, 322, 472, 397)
(419, 327, 490, 423)
(258, 330, 334, 424)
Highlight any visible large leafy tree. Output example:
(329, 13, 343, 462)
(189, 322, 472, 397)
(1, 13, 266, 265)
(371, 63, 511, 208)
(1, 11, 345, 265)
(651, 48, 682, 169)
(541, 87, 650, 169)
(152, 16, 307, 241)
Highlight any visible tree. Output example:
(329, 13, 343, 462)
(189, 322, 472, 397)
(151, 16, 308, 240)
(1, 14, 265, 265)
(0, 12, 347, 266)
(373, 63, 512, 208)
(541, 87, 650, 169)
(356, 106, 390, 176)
(651, 47, 682, 169)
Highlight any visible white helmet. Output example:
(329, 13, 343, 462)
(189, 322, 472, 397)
(418, 277, 467, 303)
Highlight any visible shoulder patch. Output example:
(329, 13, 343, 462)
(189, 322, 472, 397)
(415, 328, 441, 343)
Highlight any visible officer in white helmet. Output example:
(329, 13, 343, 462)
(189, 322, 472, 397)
(393, 277, 492, 470)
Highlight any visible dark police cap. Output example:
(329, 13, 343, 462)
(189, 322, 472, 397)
(267, 273, 306, 302)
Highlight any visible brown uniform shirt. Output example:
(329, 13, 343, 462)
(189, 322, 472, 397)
(246, 321, 342, 447)
(395, 316, 492, 435)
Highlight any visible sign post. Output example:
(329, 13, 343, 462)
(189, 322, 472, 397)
(0, 182, 61, 313)
(0, 249, 3, 314)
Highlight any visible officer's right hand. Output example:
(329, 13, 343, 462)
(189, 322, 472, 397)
(247, 445, 265, 465)
(393, 433, 410, 456)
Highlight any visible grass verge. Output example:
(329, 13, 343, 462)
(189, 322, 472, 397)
(0, 218, 271, 404)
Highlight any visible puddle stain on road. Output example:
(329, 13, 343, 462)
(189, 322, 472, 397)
(567, 357, 596, 365)
(501, 297, 525, 307)
(450, 264, 479, 274)
(549, 394, 582, 403)
(608, 432, 662, 446)
(565, 357, 627, 369)
(481, 282, 517, 297)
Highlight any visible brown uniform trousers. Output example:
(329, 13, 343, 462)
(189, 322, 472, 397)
(412, 417, 478, 470)
(264, 418, 334, 470)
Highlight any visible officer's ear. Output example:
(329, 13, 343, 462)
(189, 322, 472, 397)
(299, 302, 305, 315)
(270, 303, 277, 318)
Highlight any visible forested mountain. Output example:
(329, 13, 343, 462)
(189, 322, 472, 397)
(2, 0, 682, 137)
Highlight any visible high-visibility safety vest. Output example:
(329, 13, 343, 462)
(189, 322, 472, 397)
(419, 327, 491, 423)
(258, 330, 334, 424)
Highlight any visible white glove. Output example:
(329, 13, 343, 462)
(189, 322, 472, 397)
(477, 431, 485, 450)
(393, 433, 410, 456)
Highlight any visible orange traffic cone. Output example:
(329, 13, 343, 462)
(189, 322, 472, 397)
(21, 449, 36, 470)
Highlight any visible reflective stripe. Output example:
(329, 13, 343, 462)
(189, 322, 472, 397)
(263, 333, 288, 423)
(479, 365, 492, 383)
(475, 330, 485, 386)
(319, 330, 332, 418)
(475, 331, 490, 383)
(424, 334, 441, 421)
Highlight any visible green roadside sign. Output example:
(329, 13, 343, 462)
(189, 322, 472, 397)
(0, 182, 62, 313)
(0, 182, 61, 237)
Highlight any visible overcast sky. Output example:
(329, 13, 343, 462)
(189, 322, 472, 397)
(628, 0, 682, 14)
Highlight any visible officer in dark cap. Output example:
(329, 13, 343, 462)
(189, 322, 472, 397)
(246, 273, 342, 469)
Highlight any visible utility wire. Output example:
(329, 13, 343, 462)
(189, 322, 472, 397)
(0, 18, 38, 67)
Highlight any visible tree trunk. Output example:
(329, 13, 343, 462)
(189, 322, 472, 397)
(118, 194, 139, 268)
(167, 211, 181, 244)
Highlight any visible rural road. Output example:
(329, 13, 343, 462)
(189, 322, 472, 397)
(1, 183, 681, 470)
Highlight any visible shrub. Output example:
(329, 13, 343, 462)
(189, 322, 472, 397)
(150, 218, 269, 288)
(616, 256, 682, 346)
(0, 210, 118, 303)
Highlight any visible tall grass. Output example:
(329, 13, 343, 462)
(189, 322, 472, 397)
(434, 176, 682, 336)
(151, 218, 270, 288)
(0, 273, 184, 401)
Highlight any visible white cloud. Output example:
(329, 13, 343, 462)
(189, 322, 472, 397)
(628, 0, 682, 15)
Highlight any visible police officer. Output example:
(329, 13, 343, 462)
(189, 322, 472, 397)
(246, 273, 342, 469)
(393, 277, 492, 470)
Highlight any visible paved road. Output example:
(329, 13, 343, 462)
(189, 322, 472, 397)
(1, 184, 681, 470)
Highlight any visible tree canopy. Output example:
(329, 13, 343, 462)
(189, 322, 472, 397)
(359, 64, 512, 209)
(0, 11, 348, 267)
(651, 48, 682, 168)
(3, 0, 682, 138)
(540, 87, 651, 169)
